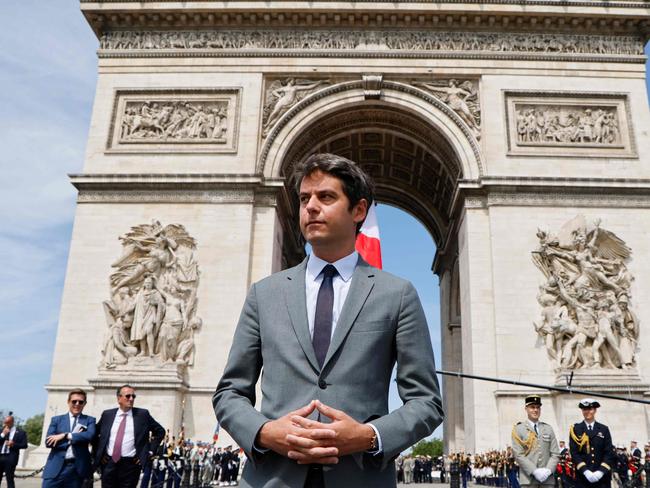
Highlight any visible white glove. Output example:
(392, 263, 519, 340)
(583, 470, 597, 483)
(593, 471, 604, 482)
(533, 468, 549, 483)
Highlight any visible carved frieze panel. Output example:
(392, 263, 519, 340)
(262, 78, 332, 137)
(107, 88, 241, 153)
(413, 79, 480, 138)
(98, 30, 644, 61)
(505, 92, 635, 158)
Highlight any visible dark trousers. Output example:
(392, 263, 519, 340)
(101, 457, 142, 488)
(42, 461, 83, 488)
(0, 455, 16, 488)
(304, 466, 325, 488)
(140, 462, 152, 488)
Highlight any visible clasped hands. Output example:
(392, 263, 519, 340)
(532, 468, 552, 483)
(256, 400, 375, 465)
(583, 470, 604, 483)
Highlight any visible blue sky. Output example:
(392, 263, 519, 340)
(0, 1, 648, 432)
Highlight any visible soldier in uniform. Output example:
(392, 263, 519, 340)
(569, 399, 615, 488)
(512, 395, 561, 487)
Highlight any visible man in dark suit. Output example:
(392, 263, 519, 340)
(94, 384, 165, 488)
(214, 153, 443, 487)
(569, 399, 615, 488)
(0, 413, 28, 488)
(42, 388, 96, 488)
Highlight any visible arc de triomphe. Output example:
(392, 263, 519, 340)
(35, 0, 650, 461)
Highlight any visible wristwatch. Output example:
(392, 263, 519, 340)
(369, 430, 378, 451)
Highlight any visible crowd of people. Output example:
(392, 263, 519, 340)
(396, 455, 443, 484)
(393, 443, 650, 488)
(138, 438, 243, 487)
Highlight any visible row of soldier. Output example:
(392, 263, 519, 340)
(139, 437, 242, 487)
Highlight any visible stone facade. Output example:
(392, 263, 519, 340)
(30, 0, 650, 466)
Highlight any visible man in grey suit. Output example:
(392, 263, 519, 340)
(213, 153, 443, 487)
(512, 395, 560, 487)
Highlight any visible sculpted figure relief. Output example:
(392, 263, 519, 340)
(516, 106, 620, 145)
(262, 78, 330, 136)
(532, 216, 638, 371)
(99, 31, 644, 57)
(415, 79, 481, 137)
(101, 220, 202, 369)
(120, 100, 229, 143)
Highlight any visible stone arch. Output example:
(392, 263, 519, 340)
(260, 80, 483, 185)
(260, 79, 483, 250)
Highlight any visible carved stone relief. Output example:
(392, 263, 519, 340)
(101, 220, 202, 369)
(414, 79, 480, 138)
(262, 78, 331, 137)
(98, 30, 644, 59)
(505, 92, 635, 158)
(107, 89, 241, 153)
(532, 215, 638, 371)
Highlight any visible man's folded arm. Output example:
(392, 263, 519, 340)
(370, 281, 444, 468)
(71, 418, 96, 444)
(212, 284, 269, 461)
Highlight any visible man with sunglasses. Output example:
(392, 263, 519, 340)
(94, 384, 165, 488)
(42, 388, 96, 488)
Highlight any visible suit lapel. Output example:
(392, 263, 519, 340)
(133, 408, 142, 443)
(284, 258, 320, 372)
(62, 414, 70, 433)
(323, 258, 375, 369)
(105, 409, 118, 437)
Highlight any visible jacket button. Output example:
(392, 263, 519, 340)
(318, 379, 327, 389)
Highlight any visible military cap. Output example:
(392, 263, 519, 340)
(525, 394, 542, 406)
(578, 398, 601, 409)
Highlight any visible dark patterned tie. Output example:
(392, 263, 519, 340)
(313, 264, 338, 368)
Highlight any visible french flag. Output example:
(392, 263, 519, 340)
(213, 421, 220, 442)
(355, 202, 382, 269)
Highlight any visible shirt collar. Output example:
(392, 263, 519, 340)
(118, 408, 134, 418)
(584, 421, 595, 428)
(527, 420, 538, 430)
(307, 251, 358, 283)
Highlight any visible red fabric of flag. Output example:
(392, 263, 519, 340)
(355, 202, 382, 269)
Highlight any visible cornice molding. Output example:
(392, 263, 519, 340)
(455, 176, 650, 209)
(82, 9, 650, 40)
(70, 173, 285, 203)
(80, 0, 650, 5)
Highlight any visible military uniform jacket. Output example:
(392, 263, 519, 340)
(512, 421, 560, 485)
(569, 421, 615, 488)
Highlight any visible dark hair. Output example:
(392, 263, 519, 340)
(68, 388, 87, 402)
(292, 153, 375, 232)
(116, 384, 135, 397)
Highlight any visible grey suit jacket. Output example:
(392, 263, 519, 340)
(213, 256, 443, 488)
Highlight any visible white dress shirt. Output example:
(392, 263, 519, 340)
(65, 413, 80, 460)
(306, 251, 383, 454)
(305, 251, 358, 339)
(527, 420, 539, 434)
(107, 409, 136, 458)
(584, 421, 595, 431)
(0, 426, 16, 454)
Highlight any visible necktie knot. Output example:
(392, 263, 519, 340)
(321, 264, 338, 279)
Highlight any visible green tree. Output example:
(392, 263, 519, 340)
(21, 413, 44, 445)
(411, 438, 444, 458)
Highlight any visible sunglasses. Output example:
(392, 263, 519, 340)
(70, 400, 86, 405)
(122, 394, 137, 399)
